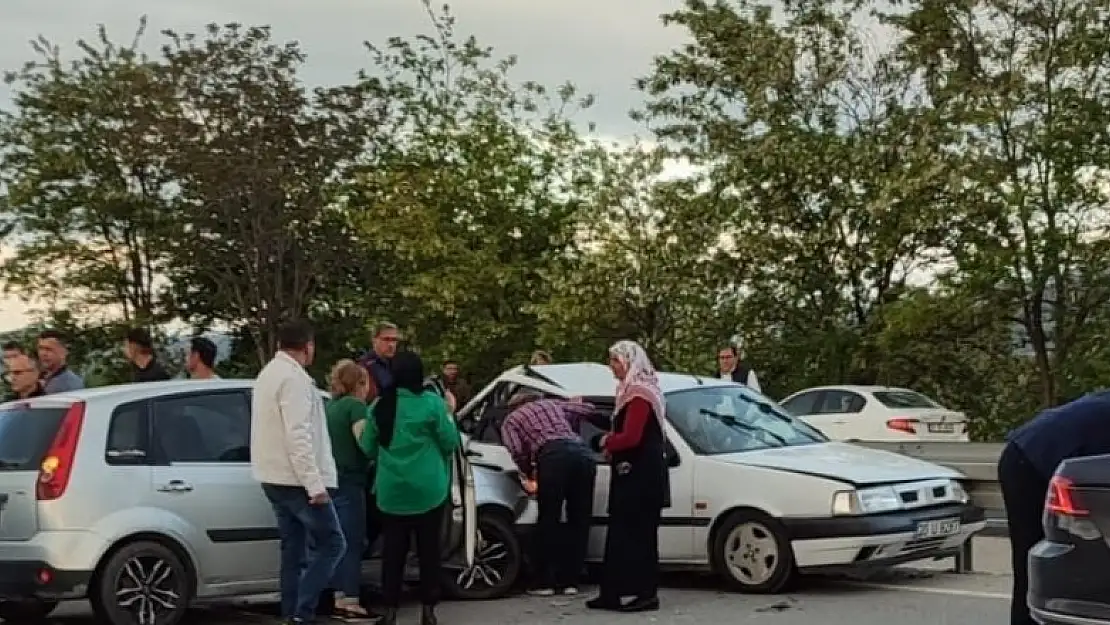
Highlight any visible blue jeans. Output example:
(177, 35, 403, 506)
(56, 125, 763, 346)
(329, 477, 367, 597)
(262, 483, 347, 621)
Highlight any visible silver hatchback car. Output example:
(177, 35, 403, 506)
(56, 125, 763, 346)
(0, 380, 528, 624)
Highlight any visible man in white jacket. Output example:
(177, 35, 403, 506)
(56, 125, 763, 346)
(251, 320, 346, 625)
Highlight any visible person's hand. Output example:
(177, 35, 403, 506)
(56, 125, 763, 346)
(309, 491, 330, 506)
(520, 475, 538, 495)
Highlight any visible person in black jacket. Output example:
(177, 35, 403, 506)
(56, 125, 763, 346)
(124, 328, 171, 382)
(999, 391, 1110, 625)
(586, 340, 669, 613)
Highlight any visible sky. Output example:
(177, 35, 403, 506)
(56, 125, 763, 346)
(0, 0, 702, 331)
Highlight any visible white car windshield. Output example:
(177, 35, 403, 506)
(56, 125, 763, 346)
(665, 386, 826, 454)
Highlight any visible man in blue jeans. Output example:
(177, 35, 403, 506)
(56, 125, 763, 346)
(252, 320, 346, 624)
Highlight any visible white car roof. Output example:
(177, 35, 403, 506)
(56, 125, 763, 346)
(3, 378, 255, 409)
(501, 362, 737, 398)
(784, 385, 921, 397)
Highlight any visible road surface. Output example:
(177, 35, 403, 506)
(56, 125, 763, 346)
(26, 538, 1015, 625)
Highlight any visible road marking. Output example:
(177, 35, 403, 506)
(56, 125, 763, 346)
(840, 581, 1011, 601)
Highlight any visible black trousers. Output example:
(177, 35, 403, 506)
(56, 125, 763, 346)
(598, 505, 661, 600)
(534, 439, 597, 588)
(380, 503, 444, 608)
(998, 441, 1048, 625)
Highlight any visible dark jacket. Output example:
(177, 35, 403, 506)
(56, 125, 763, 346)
(1008, 391, 1110, 480)
(359, 351, 393, 394)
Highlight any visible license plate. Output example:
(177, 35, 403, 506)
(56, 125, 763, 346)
(915, 517, 961, 539)
(927, 423, 957, 433)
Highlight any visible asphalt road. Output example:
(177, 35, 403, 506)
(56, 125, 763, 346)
(26, 538, 1016, 625)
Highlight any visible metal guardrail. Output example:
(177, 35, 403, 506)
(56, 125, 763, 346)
(855, 441, 1007, 573)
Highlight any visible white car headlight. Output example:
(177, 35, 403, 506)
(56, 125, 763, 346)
(831, 486, 903, 515)
(950, 480, 970, 503)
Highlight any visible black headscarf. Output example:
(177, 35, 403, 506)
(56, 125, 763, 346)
(373, 350, 426, 449)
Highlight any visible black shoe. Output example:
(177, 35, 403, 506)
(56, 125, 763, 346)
(585, 596, 622, 611)
(420, 604, 438, 625)
(619, 596, 660, 612)
(375, 608, 397, 625)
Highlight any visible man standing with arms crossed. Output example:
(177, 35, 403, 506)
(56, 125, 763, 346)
(251, 320, 346, 625)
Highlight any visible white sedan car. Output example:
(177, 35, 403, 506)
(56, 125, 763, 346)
(457, 364, 984, 594)
(779, 385, 970, 443)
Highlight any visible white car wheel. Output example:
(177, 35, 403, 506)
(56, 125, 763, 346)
(711, 510, 796, 593)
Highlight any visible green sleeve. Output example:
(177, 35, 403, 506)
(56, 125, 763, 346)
(346, 399, 365, 427)
(359, 409, 380, 460)
(433, 396, 460, 455)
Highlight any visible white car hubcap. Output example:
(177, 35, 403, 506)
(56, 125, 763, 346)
(724, 521, 779, 586)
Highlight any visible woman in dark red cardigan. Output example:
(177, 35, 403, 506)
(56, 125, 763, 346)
(586, 340, 669, 613)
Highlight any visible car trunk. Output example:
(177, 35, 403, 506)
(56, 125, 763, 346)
(0, 403, 70, 541)
(900, 409, 968, 439)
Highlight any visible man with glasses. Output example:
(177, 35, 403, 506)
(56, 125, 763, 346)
(715, 344, 761, 393)
(359, 321, 400, 396)
(4, 354, 45, 401)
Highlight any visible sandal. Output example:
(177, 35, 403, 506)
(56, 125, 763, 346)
(332, 602, 376, 622)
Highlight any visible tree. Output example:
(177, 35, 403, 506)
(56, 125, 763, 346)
(0, 19, 177, 322)
(871, 286, 1041, 439)
(155, 23, 385, 365)
(633, 0, 962, 395)
(883, 0, 1110, 405)
(343, 1, 601, 382)
(533, 146, 733, 372)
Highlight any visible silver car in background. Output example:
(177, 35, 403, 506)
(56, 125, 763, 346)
(0, 380, 527, 625)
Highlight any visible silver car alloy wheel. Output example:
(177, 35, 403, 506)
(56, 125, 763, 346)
(454, 534, 510, 590)
(723, 520, 780, 586)
(114, 555, 181, 625)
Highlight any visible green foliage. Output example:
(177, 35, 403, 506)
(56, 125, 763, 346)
(0, 18, 175, 322)
(4, 0, 1110, 440)
(341, 2, 603, 383)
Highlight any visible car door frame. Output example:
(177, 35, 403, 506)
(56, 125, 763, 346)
(146, 387, 277, 594)
(805, 390, 867, 440)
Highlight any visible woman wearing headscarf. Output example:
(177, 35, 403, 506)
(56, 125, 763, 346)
(586, 340, 669, 613)
(359, 351, 459, 625)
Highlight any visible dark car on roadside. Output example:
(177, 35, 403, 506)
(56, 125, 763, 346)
(1028, 453, 1110, 625)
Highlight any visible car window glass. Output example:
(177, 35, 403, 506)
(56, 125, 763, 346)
(814, 391, 865, 414)
(780, 392, 819, 415)
(872, 390, 939, 409)
(474, 383, 517, 445)
(666, 386, 826, 455)
(153, 392, 251, 463)
(106, 402, 147, 464)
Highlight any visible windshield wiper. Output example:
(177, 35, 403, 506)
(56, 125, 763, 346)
(699, 409, 788, 447)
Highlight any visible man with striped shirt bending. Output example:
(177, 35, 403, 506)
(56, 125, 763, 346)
(501, 391, 598, 597)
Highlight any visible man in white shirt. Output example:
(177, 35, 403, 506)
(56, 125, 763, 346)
(715, 344, 762, 393)
(251, 320, 346, 625)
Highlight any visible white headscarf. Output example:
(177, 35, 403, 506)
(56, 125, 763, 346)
(609, 340, 667, 432)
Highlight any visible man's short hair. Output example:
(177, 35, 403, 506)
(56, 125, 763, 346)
(1, 341, 22, 353)
(443, 359, 458, 367)
(508, 390, 544, 409)
(373, 321, 398, 338)
(189, 336, 218, 368)
(126, 328, 155, 351)
(277, 320, 314, 350)
(37, 329, 67, 345)
(720, 344, 738, 356)
(8, 353, 39, 371)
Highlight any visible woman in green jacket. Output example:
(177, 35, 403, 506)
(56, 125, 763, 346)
(360, 350, 459, 625)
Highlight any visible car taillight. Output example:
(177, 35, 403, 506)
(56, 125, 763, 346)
(1046, 475, 1088, 517)
(886, 418, 919, 434)
(36, 402, 85, 501)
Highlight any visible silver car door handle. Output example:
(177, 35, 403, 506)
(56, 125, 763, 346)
(157, 480, 194, 493)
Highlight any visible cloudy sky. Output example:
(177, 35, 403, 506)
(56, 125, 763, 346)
(0, 0, 696, 331)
